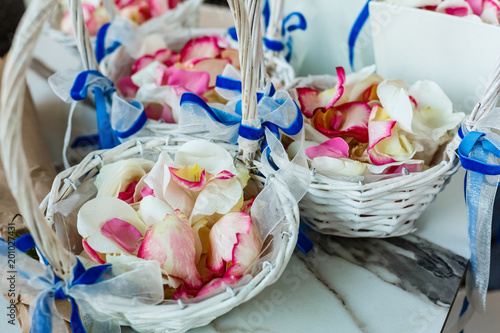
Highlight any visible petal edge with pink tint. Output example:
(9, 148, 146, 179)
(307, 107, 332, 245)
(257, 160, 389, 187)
(207, 212, 252, 271)
(325, 67, 346, 109)
(180, 36, 222, 63)
(169, 165, 207, 192)
(296, 87, 321, 118)
(82, 238, 105, 264)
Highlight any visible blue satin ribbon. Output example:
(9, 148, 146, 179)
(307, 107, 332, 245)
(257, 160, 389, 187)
(70, 71, 147, 149)
(228, 1, 307, 62)
(457, 126, 500, 321)
(215, 75, 276, 101)
(95, 23, 122, 64)
(348, 0, 371, 71)
(1, 235, 111, 333)
(179, 92, 303, 143)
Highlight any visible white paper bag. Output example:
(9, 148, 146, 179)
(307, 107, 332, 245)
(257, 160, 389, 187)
(370, 1, 500, 114)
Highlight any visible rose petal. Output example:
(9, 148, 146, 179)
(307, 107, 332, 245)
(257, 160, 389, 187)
(311, 156, 367, 177)
(144, 152, 195, 216)
(180, 36, 222, 63)
(101, 218, 143, 253)
(196, 276, 238, 298)
(137, 210, 203, 289)
(132, 55, 155, 75)
(78, 197, 147, 254)
(183, 58, 231, 86)
(225, 224, 261, 278)
(197, 253, 225, 284)
(297, 87, 321, 118)
(118, 76, 139, 98)
(137, 195, 175, 227)
(377, 80, 414, 133)
(192, 219, 211, 264)
(117, 181, 139, 204)
(368, 126, 415, 165)
(174, 140, 237, 175)
(169, 165, 207, 192)
(190, 173, 243, 223)
(306, 138, 350, 159)
(465, 0, 484, 15)
(207, 212, 252, 271)
(325, 67, 346, 109)
(155, 48, 178, 67)
(95, 158, 154, 198)
(82, 239, 105, 264)
(166, 68, 210, 95)
(144, 102, 175, 123)
(140, 185, 155, 198)
(437, 0, 472, 16)
(220, 48, 240, 69)
(119, 6, 150, 25)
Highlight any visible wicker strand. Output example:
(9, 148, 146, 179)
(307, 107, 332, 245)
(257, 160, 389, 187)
(0, 0, 75, 278)
(69, 0, 98, 70)
(469, 56, 500, 126)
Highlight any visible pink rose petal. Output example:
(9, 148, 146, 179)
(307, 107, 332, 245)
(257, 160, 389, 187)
(167, 68, 210, 95)
(445, 6, 470, 16)
(384, 163, 423, 175)
(368, 120, 397, 150)
(465, 0, 484, 15)
(140, 185, 155, 198)
(225, 224, 261, 278)
(368, 150, 396, 166)
(101, 218, 143, 253)
(169, 165, 207, 192)
(212, 170, 235, 180)
(180, 36, 222, 63)
(132, 55, 155, 74)
(325, 67, 346, 109)
(306, 138, 350, 159)
(207, 212, 252, 272)
(220, 48, 240, 69)
(82, 238, 105, 264)
(138, 210, 203, 289)
(117, 181, 139, 204)
(297, 87, 321, 118)
(184, 58, 231, 87)
(155, 48, 178, 67)
(118, 76, 139, 98)
(196, 276, 239, 298)
(145, 102, 175, 123)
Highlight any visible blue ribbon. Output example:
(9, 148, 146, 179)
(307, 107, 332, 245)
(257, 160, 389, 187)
(215, 75, 276, 101)
(348, 0, 371, 71)
(95, 23, 122, 64)
(1, 235, 111, 333)
(70, 71, 147, 149)
(457, 126, 500, 320)
(179, 92, 303, 143)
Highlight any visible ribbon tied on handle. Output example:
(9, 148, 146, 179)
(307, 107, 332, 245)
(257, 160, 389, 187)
(1, 235, 164, 333)
(454, 118, 500, 330)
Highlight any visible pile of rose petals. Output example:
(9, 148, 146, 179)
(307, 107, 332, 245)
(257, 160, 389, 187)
(61, 0, 185, 36)
(77, 140, 261, 299)
(289, 66, 465, 178)
(118, 35, 240, 123)
(401, 0, 500, 25)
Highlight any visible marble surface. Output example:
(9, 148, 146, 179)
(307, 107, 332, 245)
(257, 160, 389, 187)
(1, 5, 470, 333)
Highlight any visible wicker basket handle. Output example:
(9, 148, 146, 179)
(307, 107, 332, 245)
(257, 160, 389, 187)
(0, 0, 76, 278)
(467, 56, 500, 127)
(227, 0, 267, 164)
(69, 0, 99, 71)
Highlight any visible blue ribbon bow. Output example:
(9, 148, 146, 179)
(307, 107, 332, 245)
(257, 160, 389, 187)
(70, 70, 147, 149)
(180, 91, 303, 144)
(1, 235, 111, 333)
(456, 125, 500, 325)
(348, 0, 372, 71)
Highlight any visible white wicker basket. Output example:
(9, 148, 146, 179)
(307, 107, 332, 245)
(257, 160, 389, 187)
(1, 0, 301, 331)
(46, 0, 203, 55)
(287, 74, 461, 238)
